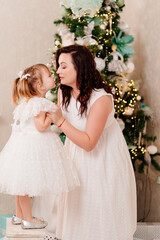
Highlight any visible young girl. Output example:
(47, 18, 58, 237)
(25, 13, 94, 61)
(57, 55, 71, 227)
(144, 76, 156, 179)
(0, 64, 80, 230)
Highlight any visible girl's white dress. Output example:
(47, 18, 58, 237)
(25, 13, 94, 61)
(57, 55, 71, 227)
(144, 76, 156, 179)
(56, 88, 137, 240)
(0, 97, 80, 197)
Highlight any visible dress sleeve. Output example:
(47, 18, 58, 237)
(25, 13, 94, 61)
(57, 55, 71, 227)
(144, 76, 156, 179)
(89, 89, 114, 107)
(13, 97, 58, 122)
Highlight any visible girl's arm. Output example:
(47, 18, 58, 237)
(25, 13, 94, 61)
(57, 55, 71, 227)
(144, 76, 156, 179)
(47, 95, 112, 151)
(34, 111, 52, 132)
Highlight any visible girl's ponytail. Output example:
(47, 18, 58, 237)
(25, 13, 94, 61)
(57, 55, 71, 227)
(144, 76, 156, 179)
(12, 77, 20, 105)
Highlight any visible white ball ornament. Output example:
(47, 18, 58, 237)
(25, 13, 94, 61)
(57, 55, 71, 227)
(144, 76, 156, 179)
(98, 45, 103, 50)
(125, 61, 135, 74)
(118, 21, 130, 35)
(95, 57, 106, 71)
(124, 107, 134, 116)
(142, 106, 152, 117)
(45, 91, 57, 101)
(106, 6, 111, 12)
(117, 118, 125, 131)
(117, 0, 124, 7)
(100, 24, 106, 30)
(55, 40, 60, 46)
(137, 95, 141, 101)
(147, 145, 158, 155)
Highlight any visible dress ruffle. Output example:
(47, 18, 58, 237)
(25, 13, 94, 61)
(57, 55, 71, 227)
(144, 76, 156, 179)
(13, 97, 58, 123)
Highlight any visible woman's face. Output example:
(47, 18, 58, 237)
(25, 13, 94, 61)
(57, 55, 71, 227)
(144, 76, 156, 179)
(57, 53, 77, 88)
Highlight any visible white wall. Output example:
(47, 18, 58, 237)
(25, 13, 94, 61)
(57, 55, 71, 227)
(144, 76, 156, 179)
(121, 0, 160, 222)
(0, 0, 61, 215)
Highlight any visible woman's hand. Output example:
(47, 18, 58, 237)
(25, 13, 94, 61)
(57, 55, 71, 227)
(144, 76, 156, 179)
(47, 107, 64, 126)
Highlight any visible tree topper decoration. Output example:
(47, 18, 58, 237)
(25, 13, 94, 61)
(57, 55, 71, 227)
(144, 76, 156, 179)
(60, 0, 103, 17)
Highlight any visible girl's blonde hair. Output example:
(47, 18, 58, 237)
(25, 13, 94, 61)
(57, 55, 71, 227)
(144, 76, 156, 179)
(12, 64, 49, 105)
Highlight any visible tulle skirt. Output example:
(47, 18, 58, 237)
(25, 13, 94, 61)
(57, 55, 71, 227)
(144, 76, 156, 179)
(0, 129, 80, 196)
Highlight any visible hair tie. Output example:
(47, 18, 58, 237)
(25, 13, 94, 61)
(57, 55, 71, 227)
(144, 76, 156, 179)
(18, 71, 31, 81)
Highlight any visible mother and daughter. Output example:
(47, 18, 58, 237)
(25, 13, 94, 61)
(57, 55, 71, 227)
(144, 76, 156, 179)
(0, 44, 137, 240)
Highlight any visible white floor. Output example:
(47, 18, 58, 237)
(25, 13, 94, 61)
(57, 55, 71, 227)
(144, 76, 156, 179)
(133, 222, 160, 240)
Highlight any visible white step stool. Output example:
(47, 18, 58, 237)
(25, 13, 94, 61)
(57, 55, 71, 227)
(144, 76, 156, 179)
(5, 218, 48, 239)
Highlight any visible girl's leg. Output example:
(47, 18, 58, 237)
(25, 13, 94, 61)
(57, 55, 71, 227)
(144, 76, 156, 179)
(19, 195, 41, 223)
(19, 195, 33, 221)
(15, 196, 23, 218)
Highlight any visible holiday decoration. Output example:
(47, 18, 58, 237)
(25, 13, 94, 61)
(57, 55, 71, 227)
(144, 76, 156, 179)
(125, 60, 135, 74)
(137, 95, 141, 101)
(45, 90, 57, 101)
(60, 0, 103, 17)
(118, 21, 130, 34)
(112, 31, 135, 58)
(124, 106, 134, 116)
(48, 0, 160, 173)
(50, 124, 62, 134)
(108, 44, 128, 75)
(116, 0, 125, 7)
(117, 117, 125, 131)
(147, 145, 158, 155)
(144, 151, 151, 166)
(95, 57, 106, 71)
(156, 176, 160, 185)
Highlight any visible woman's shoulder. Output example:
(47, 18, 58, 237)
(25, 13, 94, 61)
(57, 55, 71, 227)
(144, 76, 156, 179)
(87, 89, 114, 117)
(91, 88, 108, 96)
(89, 88, 113, 106)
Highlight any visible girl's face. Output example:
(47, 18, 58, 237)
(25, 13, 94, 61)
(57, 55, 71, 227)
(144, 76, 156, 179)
(57, 53, 77, 88)
(41, 67, 55, 93)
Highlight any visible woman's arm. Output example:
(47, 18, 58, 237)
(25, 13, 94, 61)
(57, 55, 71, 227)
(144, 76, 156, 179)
(57, 87, 61, 107)
(34, 111, 52, 132)
(47, 95, 112, 151)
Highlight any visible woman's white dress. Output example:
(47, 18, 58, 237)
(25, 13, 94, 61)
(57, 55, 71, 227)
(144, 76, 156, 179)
(56, 88, 137, 240)
(0, 97, 80, 197)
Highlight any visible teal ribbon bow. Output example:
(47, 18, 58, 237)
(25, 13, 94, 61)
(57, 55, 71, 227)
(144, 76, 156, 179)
(112, 31, 135, 58)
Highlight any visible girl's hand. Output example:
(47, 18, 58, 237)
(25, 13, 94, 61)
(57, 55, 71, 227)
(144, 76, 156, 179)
(47, 107, 64, 126)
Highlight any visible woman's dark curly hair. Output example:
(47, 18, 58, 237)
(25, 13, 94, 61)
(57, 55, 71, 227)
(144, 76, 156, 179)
(56, 44, 112, 116)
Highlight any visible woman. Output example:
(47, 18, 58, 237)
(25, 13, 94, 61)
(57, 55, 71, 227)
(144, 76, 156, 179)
(47, 45, 137, 240)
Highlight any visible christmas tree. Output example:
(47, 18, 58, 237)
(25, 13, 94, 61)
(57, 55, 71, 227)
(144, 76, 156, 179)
(47, 0, 160, 173)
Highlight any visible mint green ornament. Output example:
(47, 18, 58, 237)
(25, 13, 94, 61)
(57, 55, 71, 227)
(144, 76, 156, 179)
(60, 0, 103, 17)
(61, 6, 68, 16)
(116, 0, 125, 7)
(112, 31, 134, 58)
